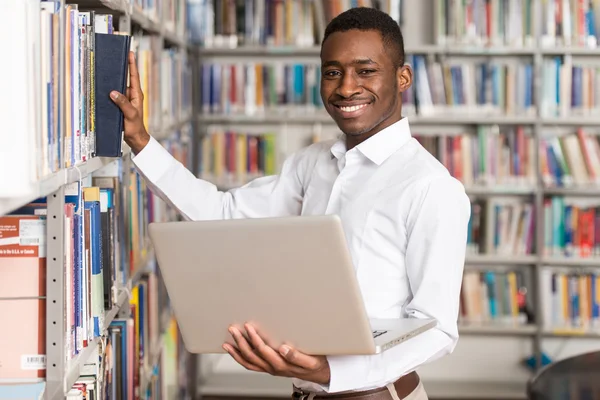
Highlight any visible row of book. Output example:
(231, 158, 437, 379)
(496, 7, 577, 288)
(1, 0, 192, 200)
(199, 62, 323, 116)
(459, 269, 532, 326)
(415, 127, 600, 190)
(436, 0, 600, 49)
(187, 0, 600, 51)
(468, 197, 536, 256)
(61, 4, 134, 169)
(198, 128, 278, 184)
(414, 126, 536, 188)
(540, 128, 600, 188)
(198, 57, 539, 118)
(194, 124, 600, 191)
(103, 128, 193, 399)
(197, 59, 600, 122)
(0, 157, 151, 378)
(186, 0, 404, 48)
(540, 268, 600, 331)
(133, 34, 193, 134)
(6, 1, 125, 196)
(0, 132, 193, 394)
(544, 197, 600, 259)
(408, 55, 536, 117)
(461, 266, 600, 333)
(66, 273, 182, 399)
(466, 195, 600, 259)
(192, 128, 600, 261)
(132, 0, 188, 40)
(542, 57, 600, 118)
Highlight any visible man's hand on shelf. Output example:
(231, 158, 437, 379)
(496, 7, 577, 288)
(110, 51, 151, 155)
(224, 323, 331, 385)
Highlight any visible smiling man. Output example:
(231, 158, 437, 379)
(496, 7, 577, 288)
(110, 6, 471, 400)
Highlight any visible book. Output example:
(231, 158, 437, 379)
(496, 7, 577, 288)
(94, 33, 131, 157)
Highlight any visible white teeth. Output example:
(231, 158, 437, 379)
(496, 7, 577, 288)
(340, 104, 367, 112)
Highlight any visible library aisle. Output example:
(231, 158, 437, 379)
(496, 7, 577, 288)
(2, 0, 600, 399)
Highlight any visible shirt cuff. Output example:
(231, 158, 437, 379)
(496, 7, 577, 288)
(131, 136, 173, 183)
(323, 355, 373, 393)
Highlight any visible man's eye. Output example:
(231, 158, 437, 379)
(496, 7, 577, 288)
(360, 69, 376, 74)
(324, 70, 341, 77)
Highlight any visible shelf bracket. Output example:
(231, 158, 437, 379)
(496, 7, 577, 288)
(45, 185, 66, 400)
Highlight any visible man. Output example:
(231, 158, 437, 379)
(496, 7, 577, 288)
(111, 7, 470, 400)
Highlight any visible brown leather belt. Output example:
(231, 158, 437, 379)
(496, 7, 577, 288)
(292, 371, 420, 399)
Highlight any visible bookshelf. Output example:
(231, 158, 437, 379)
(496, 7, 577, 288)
(1, 0, 197, 399)
(190, 0, 600, 398)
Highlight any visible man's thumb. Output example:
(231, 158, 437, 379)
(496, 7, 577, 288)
(110, 91, 136, 119)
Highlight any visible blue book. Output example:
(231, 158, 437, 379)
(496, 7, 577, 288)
(93, 32, 131, 157)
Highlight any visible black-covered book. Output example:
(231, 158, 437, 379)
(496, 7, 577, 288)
(94, 33, 131, 157)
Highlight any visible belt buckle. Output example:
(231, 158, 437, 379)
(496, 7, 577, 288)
(293, 389, 309, 400)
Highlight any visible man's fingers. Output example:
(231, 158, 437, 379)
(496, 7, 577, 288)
(245, 324, 291, 373)
(127, 51, 143, 96)
(110, 91, 137, 119)
(228, 327, 273, 372)
(223, 344, 265, 373)
(279, 345, 323, 371)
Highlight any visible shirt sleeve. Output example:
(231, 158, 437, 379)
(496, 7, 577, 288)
(320, 174, 471, 393)
(131, 136, 305, 221)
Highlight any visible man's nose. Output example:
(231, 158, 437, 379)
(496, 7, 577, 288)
(336, 72, 361, 98)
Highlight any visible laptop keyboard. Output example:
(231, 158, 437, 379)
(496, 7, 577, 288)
(372, 330, 387, 338)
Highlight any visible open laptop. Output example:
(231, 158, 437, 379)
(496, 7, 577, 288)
(148, 214, 436, 355)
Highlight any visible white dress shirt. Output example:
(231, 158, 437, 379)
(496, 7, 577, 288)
(132, 117, 471, 394)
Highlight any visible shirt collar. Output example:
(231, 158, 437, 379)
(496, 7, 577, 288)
(330, 118, 412, 165)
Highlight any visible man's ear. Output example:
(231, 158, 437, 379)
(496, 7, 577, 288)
(397, 64, 413, 93)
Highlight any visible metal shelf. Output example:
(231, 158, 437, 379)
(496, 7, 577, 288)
(197, 44, 538, 57)
(540, 46, 600, 55)
(130, 247, 156, 286)
(543, 186, 600, 196)
(198, 43, 600, 58)
(465, 255, 538, 265)
(196, 113, 538, 125)
(64, 290, 129, 392)
(459, 324, 537, 336)
(197, 113, 332, 124)
(64, 338, 101, 396)
(197, 113, 600, 127)
(74, 0, 190, 49)
(465, 186, 537, 196)
(543, 329, 600, 338)
(0, 114, 194, 218)
(0, 152, 130, 217)
(541, 117, 600, 126)
(541, 257, 600, 267)
(154, 116, 194, 140)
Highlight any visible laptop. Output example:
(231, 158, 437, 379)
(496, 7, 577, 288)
(148, 214, 436, 355)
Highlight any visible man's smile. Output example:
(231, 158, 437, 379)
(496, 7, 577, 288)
(331, 101, 372, 118)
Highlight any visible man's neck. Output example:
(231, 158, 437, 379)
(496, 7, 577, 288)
(345, 116, 403, 150)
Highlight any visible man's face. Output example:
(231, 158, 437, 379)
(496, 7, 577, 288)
(320, 29, 411, 138)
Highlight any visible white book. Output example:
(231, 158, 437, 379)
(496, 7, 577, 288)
(0, 0, 40, 199)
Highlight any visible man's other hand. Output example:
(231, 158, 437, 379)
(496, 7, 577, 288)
(110, 51, 150, 155)
(224, 323, 331, 386)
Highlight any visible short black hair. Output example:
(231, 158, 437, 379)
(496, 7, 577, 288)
(321, 7, 405, 68)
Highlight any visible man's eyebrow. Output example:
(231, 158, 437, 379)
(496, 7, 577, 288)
(322, 58, 378, 68)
